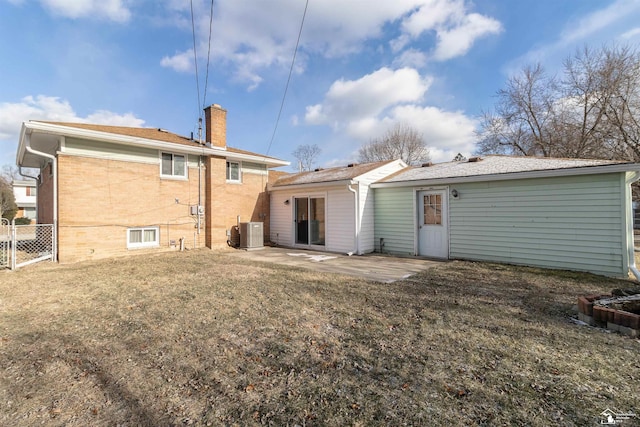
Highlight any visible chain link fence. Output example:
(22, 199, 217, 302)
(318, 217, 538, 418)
(0, 223, 55, 269)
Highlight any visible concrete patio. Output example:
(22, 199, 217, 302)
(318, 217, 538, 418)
(224, 246, 443, 283)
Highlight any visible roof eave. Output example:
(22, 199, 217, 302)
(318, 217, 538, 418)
(371, 163, 640, 188)
(20, 121, 288, 166)
(271, 179, 356, 191)
(224, 152, 290, 168)
(24, 121, 223, 156)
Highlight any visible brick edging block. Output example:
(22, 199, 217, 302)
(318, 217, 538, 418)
(614, 310, 640, 330)
(578, 294, 607, 316)
(592, 306, 616, 324)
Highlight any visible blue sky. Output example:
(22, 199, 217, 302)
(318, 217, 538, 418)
(1, 0, 640, 171)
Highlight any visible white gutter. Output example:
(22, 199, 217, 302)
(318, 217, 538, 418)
(271, 179, 354, 192)
(371, 163, 640, 188)
(23, 133, 58, 261)
(347, 182, 359, 255)
(225, 152, 290, 168)
(626, 172, 640, 280)
(24, 121, 290, 168)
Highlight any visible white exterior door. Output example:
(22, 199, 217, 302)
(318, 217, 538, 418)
(418, 190, 448, 258)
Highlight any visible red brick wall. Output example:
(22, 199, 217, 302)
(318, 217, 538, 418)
(204, 105, 227, 148)
(37, 162, 55, 225)
(204, 156, 270, 248)
(56, 155, 205, 263)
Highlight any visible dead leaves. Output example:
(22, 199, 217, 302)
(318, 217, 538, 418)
(444, 384, 469, 399)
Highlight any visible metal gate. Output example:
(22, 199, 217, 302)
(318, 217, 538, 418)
(0, 222, 55, 270)
(0, 219, 9, 267)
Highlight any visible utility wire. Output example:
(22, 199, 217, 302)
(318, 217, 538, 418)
(202, 0, 215, 109)
(190, 0, 201, 119)
(265, 0, 309, 156)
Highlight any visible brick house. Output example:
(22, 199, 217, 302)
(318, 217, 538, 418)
(16, 104, 289, 263)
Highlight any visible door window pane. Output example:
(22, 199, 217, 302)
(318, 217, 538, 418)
(295, 197, 309, 244)
(424, 194, 442, 225)
(309, 197, 325, 245)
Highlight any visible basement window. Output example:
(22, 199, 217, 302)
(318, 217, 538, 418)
(127, 227, 159, 249)
(161, 152, 187, 178)
(226, 161, 241, 183)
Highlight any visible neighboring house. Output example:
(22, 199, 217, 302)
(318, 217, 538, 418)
(371, 155, 640, 278)
(16, 104, 289, 263)
(269, 159, 406, 254)
(12, 179, 37, 223)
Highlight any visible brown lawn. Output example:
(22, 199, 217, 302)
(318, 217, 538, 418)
(1, 250, 639, 426)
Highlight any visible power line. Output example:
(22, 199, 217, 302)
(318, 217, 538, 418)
(190, 0, 201, 119)
(265, 0, 309, 156)
(202, 0, 215, 110)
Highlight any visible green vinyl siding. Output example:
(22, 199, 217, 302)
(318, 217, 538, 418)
(374, 187, 414, 255)
(449, 173, 625, 276)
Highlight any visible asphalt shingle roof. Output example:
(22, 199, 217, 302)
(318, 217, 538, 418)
(379, 155, 633, 183)
(273, 160, 396, 187)
(37, 121, 283, 162)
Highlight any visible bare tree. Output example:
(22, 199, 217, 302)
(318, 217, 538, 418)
(477, 64, 561, 157)
(358, 123, 430, 165)
(292, 144, 321, 172)
(0, 175, 17, 220)
(2, 165, 20, 181)
(477, 45, 640, 161)
(598, 45, 640, 161)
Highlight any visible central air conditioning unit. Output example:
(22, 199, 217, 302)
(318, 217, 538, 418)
(239, 222, 264, 249)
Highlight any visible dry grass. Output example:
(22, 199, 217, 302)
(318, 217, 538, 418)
(1, 250, 639, 426)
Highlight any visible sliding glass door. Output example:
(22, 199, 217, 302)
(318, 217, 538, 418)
(294, 196, 325, 246)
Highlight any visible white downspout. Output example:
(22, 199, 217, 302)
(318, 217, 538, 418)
(626, 172, 640, 280)
(347, 182, 359, 255)
(24, 133, 58, 261)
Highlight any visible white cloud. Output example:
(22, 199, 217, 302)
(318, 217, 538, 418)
(621, 27, 640, 39)
(39, 0, 131, 22)
(305, 67, 432, 127)
(432, 13, 503, 61)
(163, 0, 501, 88)
(396, 0, 502, 60)
(508, 0, 640, 74)
(388, 104, 477, 161)
(392, 48, 429, 68)
(559, 0, 639, 44)
(0, 95, 145, 141)
(304, 68, 477, 164)
(160, 49, 195, 73)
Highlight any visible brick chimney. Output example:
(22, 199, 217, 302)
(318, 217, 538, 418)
(203, 104, 227, 148)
